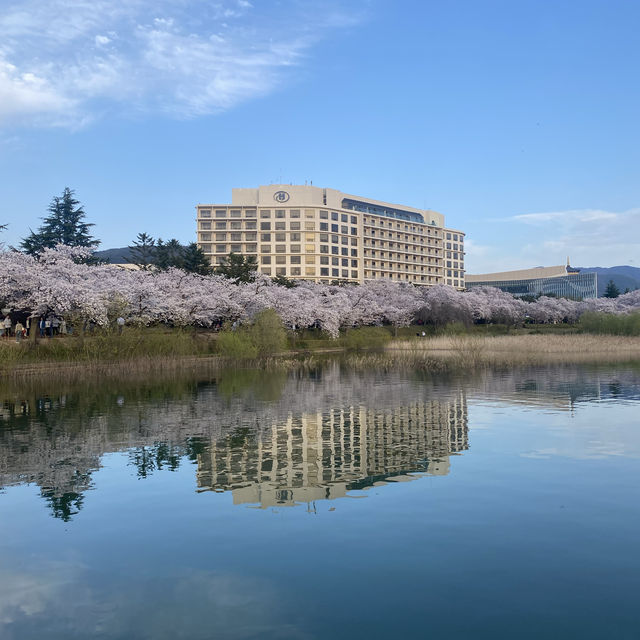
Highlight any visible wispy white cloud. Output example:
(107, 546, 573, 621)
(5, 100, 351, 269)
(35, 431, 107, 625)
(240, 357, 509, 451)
(0, 0, 365, 128)
(468, 207, 640, 273)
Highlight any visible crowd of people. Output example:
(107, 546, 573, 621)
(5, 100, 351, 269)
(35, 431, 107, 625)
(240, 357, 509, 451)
(0, 315, 66, 341)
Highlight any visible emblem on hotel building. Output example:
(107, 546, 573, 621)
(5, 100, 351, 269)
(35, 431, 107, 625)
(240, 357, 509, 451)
(274, 190, 290, 203)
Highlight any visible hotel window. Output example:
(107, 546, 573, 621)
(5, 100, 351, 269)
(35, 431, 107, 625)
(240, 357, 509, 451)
(275, 222, 286, 230)
(305, 267, 316, 276)
(261, 256, 271, 264)
(261, 233, 271, 241)
(331, 224, 338, 233)
(245, 221, 257, 230)
(230, 209, 241, 218)
(230, 244, 242, 253)
(320, 245, 329, 254)
(215, 210, 226, 218)
(305, 210, 315, 218)
(275, 233, 286, 242)
(215, 222, 227, 231)
(290, 233, 301, 241)
(341, 214, 348, 222)
(230, 233, 242, 241)
(351, 249, 357, 257)
(245, 233, 257, 241)
(260, 210, 271, 218)
(260, 222, 271, 230)
(320, 222, 329, 231)
(319, 233, 328, 242)
(215, 244, 227, 253)
(290, 256, 301, 264)
(332, 257, 339, 265)
(341, 258, 348, 266)
(351, 270, 358, 278)
(341, 237, 348, 245)
(320, 256, 329, 265)
(331, 212, 338, 221)
(276, 256, 286, 264)
(351, 260, 358, 267)
(290, 210, 300, 218)
(320, 211, 328, 219)
(246, 244, 257, 252)
(275, 267, 286, 276)
(305, 222, 315, 231)
(291, 267, 301, 276)
(351, 215, 357, 224)
(331, 246, 339, 255)
(200, 244, 211, 253)
(332, 268, 339, 277)
(200, 221, 211, 230)
(305, 244, 315, 253)
(261, 268, 272, 275)
(245, 209, 256, 217)
(290, 244, 301, 253)
(351, 227, 357, 235)
(305, 255, 316, 264)
(351, 238, 357, 246)
(341, 270, 348, 277)
(200, 209, 211, 218)
(275, 209, 285, 218)
(200, 233, 211, 241)
(320, 268, 329, 276)
(290, 221, 301, 230)
(341, 247, 348, 256)
(330, 235, 338, 244)
(261, 245, 271, 253)
(275, 244, 286, 253)
(230, 221, 241, 230)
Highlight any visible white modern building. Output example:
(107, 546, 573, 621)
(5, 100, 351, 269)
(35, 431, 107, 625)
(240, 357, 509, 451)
(196, 185, 465, 288)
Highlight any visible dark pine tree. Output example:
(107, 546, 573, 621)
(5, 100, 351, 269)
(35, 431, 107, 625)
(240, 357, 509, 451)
(155, 238, 184, 270)
(21, 187, 99, 256)
(603, 279, 620, 298)
(215, 252, 258, 283)
(128, 232, 156, 270)
(182, 242, 213, 275)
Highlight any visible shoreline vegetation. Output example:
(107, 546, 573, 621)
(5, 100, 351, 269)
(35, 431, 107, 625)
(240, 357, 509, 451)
(1, 315, 640, 382)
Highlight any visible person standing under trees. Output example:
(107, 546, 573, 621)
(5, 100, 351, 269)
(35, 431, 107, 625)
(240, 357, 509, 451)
(117, 316, 125, 334)
(39, 317, 46, 337)
(3, 316, 11, 338)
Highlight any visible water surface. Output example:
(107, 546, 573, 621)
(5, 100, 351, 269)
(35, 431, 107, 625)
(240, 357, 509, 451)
(1, 364, 639, 639)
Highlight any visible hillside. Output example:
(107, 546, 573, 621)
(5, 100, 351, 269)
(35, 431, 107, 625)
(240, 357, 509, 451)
(577, 266, 640, 296)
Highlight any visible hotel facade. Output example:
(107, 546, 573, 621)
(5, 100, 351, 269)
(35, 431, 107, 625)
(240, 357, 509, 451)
(196, 185, 465, 288)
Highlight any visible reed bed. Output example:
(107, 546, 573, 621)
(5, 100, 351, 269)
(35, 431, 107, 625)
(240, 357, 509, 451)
(386, 334, 640, 368)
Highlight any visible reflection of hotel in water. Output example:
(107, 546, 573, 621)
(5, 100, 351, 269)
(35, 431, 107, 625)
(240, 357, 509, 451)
(196, 395, 468, 508)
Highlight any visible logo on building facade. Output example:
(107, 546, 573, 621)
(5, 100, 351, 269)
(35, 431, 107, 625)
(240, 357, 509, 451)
(273, 190, 290, 203)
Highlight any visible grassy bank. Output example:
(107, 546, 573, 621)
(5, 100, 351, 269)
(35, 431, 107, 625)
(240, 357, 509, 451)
(386, 334, 640, 368)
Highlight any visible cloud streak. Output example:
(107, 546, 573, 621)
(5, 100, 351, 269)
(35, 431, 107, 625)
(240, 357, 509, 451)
(0, 0, 364, 128)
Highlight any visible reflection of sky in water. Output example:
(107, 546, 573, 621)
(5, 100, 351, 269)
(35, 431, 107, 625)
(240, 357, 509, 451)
(0, 364, 639, 639)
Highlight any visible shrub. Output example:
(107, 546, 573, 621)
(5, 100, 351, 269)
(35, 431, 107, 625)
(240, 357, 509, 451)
(579, 311, 640, 336)
(248, 309, 288, 356)
(216, 330, 258, 359)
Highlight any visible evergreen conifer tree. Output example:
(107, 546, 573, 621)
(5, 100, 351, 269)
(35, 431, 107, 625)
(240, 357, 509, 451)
(128, 232, 156, 270)
(21, 188, 99, 256)
(182, 242, 213, 275)
(603, 280, 620, 298)
(215, 253, 258, 283)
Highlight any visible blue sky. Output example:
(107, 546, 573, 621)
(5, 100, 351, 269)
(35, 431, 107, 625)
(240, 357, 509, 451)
(0, 0, 638, 272)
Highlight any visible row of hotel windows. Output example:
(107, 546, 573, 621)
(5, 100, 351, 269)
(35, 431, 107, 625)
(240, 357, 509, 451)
(200, 233, 357, 243)
(199, 208, 358, 223)
(259, 267, 359, 279)
(363, 217, 441, 234)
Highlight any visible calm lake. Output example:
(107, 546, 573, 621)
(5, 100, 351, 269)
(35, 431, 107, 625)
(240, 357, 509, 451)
(1, 363, 639, 639)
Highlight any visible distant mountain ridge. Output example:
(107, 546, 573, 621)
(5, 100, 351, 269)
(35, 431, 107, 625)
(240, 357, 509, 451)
(95, 247, 133, 263)
(576, 266, 640, 296)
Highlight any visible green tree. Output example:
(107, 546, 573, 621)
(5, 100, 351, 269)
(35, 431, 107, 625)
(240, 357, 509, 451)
(216, 252, 258, 283)
(155, 238, 184, 270)
(182, 242, 213, 275)
(128, 232, 156, 270)
(21, 187, 99, 256)
(272, 274, 296, 288)
(603, 279, 620, 298)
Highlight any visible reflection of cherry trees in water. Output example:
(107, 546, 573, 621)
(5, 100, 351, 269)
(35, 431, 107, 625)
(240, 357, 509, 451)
(1, 246, 639, 335)
(2, 365, 639, 518)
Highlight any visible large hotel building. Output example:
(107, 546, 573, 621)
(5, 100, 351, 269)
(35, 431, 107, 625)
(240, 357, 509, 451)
(196, 185, 465, 288)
